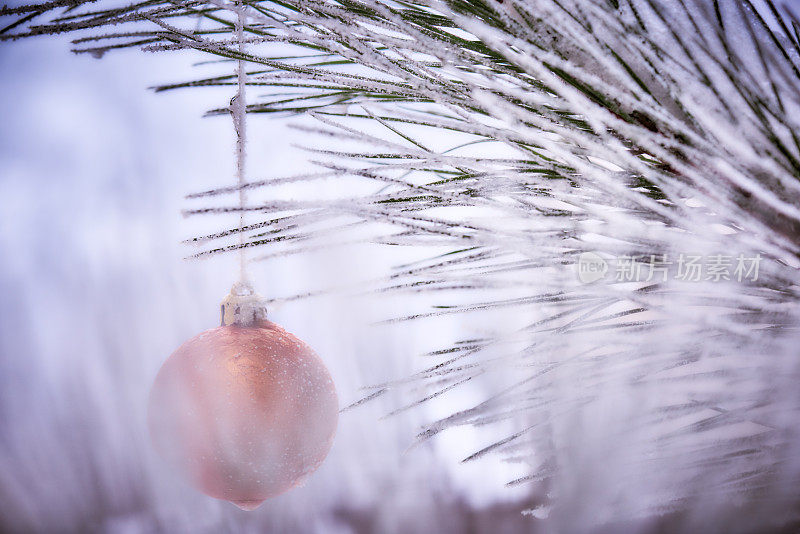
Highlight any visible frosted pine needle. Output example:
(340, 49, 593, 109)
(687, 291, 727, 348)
(3, 0, 800, 530)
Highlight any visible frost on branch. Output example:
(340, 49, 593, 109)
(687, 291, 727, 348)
(3, 0, 800, 530)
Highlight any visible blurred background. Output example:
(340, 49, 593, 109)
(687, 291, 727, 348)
(0, 33, 538, 533)
(6, 3, 800, 531)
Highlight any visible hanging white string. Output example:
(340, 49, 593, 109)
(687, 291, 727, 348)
(221, 0, 267, 326)
(232, 0, 248, 284)
(220, 0, 267, 325)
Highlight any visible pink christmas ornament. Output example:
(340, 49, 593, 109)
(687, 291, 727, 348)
(148, 284, 338, 510)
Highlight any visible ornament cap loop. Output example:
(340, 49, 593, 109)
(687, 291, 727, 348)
(220, 282, 267, 326)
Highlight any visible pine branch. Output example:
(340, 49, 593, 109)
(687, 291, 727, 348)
(4, 0, 800, 527)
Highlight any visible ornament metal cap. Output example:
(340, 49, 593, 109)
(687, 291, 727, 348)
(220, 281, 268, 326)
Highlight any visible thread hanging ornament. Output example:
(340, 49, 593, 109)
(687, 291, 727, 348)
(147, 3, 338, 511)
